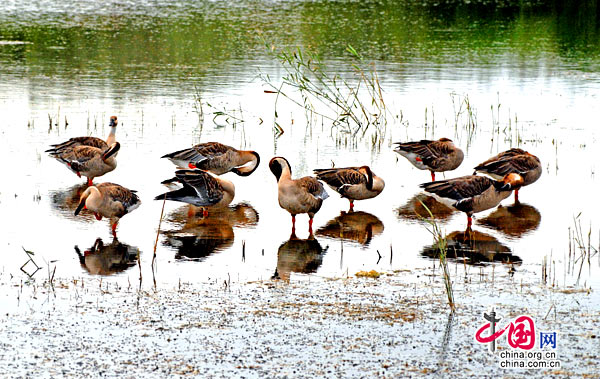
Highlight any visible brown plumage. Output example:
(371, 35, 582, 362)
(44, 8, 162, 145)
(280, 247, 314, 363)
(155, 170, 235, 216)
(47, 116, 118, 156)
(420, 173, 524, 229)
(74, 182, 141, 236)
(313, 166, 385, 211)
(53, 142, 120, 185)
(474, 148, 541, 202)
(161, 142, 260, 176)
(269, 157, 329, 235)
(394, 138, 464, 181)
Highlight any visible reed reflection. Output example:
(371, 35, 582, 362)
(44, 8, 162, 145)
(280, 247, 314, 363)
(397, 194, 455, 222)
(274, 235, 327, 281)
(75, 237, 139, 275)
(161, 203, 258, 260)
(421, 230, 522, 266)
(478, 203, 541, 238)
(316, 211, 383, 246)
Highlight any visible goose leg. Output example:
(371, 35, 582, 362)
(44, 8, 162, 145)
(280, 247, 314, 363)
(349, 200, 354, 212)
(308, 216, 314, 235)
(87, 178, 93, 186)
(430, 171, 436, 182)
(514, 189, 520, 203)
(111, 222, 118, 237)
(466, 215, 472, 230)
(202, 208, 208, 218)
(291, 215, 296, 235)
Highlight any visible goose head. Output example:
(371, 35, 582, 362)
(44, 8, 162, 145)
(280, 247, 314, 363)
(109, 116, 118, 128)
(269, 157, 292, 182)
(75, 186, 102, 215)
(232, 151, 261, 177)
(358, 166, 374, 190)
(499, 173, 525, 191)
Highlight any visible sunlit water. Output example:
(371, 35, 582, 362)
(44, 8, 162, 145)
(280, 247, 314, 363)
(1, 1, 599, 292)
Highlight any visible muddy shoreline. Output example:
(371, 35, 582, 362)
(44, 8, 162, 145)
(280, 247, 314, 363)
(0, 266, 596, 378)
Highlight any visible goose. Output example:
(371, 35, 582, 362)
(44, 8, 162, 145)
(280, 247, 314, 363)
(52, 142, 120, 185)
(313, 166, 384, 211)
(74, 182, 141, 236)
(473, 148, 541, 202)
(47, 116, 118, 154)
(394, 138, 464, 181)
(155, 169, 235, 217)
(161, 142, 260, 176)
(269, 157, 329, 235)
(419, 173, 524, 229)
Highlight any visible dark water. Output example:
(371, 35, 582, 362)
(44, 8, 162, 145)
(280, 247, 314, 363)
(1, 0, 599, 289)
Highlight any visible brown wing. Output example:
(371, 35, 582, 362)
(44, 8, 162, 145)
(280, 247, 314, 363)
(62, 145, 102, 164)
(176, 170, 224, 205)
(395, 140, 436, 159)
(313, 167, 366, 189)
(161, 142, 232, 163)
(193, 142, 232, 157)
(47, 137, 108, 154)
(97, 183, 140, 217)
(297, 177, 329, 200)
(420, 175, 494, 201)
(475, 151, 539, 176)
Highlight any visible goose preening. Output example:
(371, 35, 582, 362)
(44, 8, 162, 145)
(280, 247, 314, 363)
(50, 142, 120, 186)
(419, 173, 524, 229)
(161, 142, 260, 176)
(47, 116, 118, 153)
(74, 182, 141, 236)
(394, 138, 464, 181)
(313, 166, 384, 211)
(155, 169, 235, 217)
(47, 116, 120, 185)
(474, 148, 541, 202)
(269, 157, 329, 235)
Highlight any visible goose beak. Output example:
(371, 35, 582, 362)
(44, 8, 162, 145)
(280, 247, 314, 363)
(188, 162, 197, 169)
(74, 200, 86, 216)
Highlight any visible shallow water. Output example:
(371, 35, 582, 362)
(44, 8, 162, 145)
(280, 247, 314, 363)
(1, 0, 599, 292)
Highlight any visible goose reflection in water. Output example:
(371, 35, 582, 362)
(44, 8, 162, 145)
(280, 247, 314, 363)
(161, 203, 258, 260)
(75, 237, 139, 275)
(421, 229, 522, 266)
(477, 203, 541, 238)
(50, 184, 88, 217)
(316, 211, 383, 245)
(274, 236, 327, 281)
(397, 194, 455, 222)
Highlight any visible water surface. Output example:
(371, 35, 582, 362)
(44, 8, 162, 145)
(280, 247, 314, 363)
(1, 0, 599, 291)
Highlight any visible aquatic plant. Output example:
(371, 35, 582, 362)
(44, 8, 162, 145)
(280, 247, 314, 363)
(259, 42, 388, 145)
(418, 201, 455, 312)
